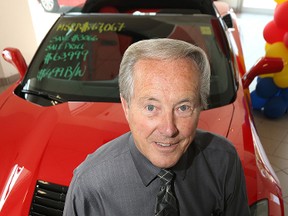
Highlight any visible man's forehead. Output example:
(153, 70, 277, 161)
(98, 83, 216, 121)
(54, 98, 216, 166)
(136, 94, 199, 105)
(134, 58, 199, 76)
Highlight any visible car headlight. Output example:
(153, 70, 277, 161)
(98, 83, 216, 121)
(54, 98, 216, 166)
(249, 199, 268, 216)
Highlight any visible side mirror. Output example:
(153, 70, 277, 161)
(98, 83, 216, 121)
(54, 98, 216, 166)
(222, 14, 233, 28)
(2, 47, 27, 79)
(242, 57, 284, 89)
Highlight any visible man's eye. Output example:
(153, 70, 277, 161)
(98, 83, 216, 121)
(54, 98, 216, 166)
(178, 105, 190, 112)
(146, 105, 155, 112)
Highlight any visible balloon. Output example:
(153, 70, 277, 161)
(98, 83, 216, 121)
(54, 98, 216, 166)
(263, 96, 288, 118)
(274, 0, 287, 4)
(265, 35, 288, 90)
(256, 77, 279, 98)
(274, 1, 288, 30)
(265, 43, 272, 52)
(265, 42, 288, 62)
(263, 20, 286, 43)
(273, 65, 288, 88)
(284, 32, 288, 48)
(259, 74, 274, 78)
(281, 88, 288, 101)
(257, 0, 288, 118)
(250, 90, 267, 110)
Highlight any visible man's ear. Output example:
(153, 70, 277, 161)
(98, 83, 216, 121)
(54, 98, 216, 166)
(120, 95, 129, 121)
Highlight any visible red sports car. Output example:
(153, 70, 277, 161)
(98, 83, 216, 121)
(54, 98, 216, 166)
(0, 0, 285, 215)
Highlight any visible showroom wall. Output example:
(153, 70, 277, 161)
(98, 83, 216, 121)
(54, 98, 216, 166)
(0, 0, 59, 85)
(0, 0, 37, 79)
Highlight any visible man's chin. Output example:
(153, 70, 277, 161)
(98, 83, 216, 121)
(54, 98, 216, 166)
(150, 156, 179, 169)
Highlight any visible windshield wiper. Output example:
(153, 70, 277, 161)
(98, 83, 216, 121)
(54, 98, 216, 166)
(21, 89, 67, 104)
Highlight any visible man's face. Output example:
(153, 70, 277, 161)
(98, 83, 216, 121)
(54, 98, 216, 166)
(121, 58, 201, 168)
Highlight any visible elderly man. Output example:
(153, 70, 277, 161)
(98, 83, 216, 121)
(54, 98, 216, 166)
(63, 38, 251, 216)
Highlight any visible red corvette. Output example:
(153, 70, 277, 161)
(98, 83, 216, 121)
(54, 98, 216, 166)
(0, 0, 285, 215)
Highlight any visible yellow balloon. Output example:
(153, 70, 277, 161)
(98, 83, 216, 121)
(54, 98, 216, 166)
(265, 43, 272, 52)
(259, 74, 274, 78)
(273, 65, 288, 88)
(265, 42, 288, 63)
(274, 0, 287, 4)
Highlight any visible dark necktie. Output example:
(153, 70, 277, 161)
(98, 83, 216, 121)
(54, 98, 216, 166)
(155, 169, 178, 216)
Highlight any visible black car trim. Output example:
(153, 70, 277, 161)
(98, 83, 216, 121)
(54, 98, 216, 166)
(29, 180, 68, 216)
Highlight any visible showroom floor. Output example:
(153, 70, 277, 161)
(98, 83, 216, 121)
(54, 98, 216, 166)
(0, 11, 287, 214)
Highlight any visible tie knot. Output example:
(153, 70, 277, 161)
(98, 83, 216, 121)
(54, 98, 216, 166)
(157, 169, 175, 185)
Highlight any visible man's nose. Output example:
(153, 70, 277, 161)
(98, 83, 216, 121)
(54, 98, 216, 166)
(158, 111, 179, 137)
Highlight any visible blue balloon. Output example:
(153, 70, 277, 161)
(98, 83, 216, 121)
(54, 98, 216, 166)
(250, 90, 267, 110)
(256, 77, 279, 98)
(263, 96, 288, 119)
(281, 88, 288, 101)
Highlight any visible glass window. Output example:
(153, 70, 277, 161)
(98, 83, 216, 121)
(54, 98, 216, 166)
(20, 13, 237, 108)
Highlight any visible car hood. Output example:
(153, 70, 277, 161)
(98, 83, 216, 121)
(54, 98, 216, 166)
(0, 93, 234, 186)
(0, 93, 235, 179)
(0, 93, 130, 214)
(0, 90, 236, 214)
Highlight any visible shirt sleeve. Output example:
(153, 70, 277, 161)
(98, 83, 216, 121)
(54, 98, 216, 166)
(63, 173, 104, 216)
(223, 154, 251, 216)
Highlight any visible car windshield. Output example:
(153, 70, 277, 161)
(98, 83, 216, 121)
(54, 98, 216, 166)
(21, 13, 237, 108)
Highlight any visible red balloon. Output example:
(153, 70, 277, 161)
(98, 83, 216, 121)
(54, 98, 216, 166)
(284, 32, 288, 48)
(263, 20, 286, 43)
(274, 1, 288, 30)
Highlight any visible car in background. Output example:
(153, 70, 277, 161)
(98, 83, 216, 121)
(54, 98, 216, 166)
(0, 0, 285, 215)
(38, 0, 85, 12)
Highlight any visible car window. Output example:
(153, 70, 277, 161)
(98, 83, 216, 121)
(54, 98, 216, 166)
(20, 13, 237, 108)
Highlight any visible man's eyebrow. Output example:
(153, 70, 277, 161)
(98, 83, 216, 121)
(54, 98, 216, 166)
(178, 98, 193, 103)
(176, 98, 196, 105)
(139, 97, 160, 102)
(138, 97, 197, 105)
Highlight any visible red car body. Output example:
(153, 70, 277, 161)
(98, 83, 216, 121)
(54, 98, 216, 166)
(0, 0, 285, 215)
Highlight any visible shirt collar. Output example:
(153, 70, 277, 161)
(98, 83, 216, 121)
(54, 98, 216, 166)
(129, 133, 189, 185)
(128, 134, 159, 186)
(172, 149, 188, 181)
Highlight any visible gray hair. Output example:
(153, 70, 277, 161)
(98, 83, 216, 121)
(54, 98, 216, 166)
(119, 38, 210, 109)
